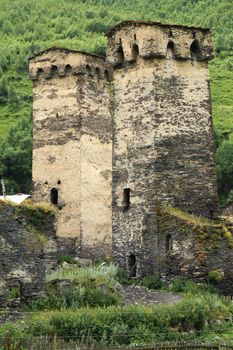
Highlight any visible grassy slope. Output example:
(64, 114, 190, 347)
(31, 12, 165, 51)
(210, 55, 233, 135)
(0, 0, 232, 137)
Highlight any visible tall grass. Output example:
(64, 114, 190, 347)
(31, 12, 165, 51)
(25, 294, 233, 345)
(46, 263, 118, 290)
(25, 263, 120, 311)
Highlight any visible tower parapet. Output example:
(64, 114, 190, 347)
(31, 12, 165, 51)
(107, 21, 214, 67)
(29, 47, 111, 81)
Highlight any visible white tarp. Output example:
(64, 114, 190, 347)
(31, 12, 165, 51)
(0, 194, 31, 205)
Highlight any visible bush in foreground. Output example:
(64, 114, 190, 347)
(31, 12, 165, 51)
(22, 293, 232, 346)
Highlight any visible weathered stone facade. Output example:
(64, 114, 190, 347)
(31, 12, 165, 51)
(29, 49, 112, 259)
(29, 21, 224, 282)
(108, 21, 219, 278)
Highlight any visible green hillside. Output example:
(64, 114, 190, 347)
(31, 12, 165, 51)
(0, 0, 232, 203)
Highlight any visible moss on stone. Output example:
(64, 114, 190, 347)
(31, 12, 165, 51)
(159, 205, 233, 251)
(160, 205, 214, 227)
(12, 200, 56, 232)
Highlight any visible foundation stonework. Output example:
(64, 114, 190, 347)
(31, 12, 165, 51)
(29, 21, 225, 282)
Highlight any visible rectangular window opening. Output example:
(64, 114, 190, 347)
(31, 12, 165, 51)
(123, 188, 130, 211)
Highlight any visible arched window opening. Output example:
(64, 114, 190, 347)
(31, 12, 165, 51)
(51, 188, 58, 205)
(128, 254, 137, 277)
(51, 65, 58, 77)
(123, 188, 130, 211)
(37, 68, 44, 79)
(166, 234, 173, 252)
(134, 34, 137, 40)
(131, 44, 139, 61)
(190, 40, 201, 59)
(168, 29, 173, 38)
(166, 41, 175, 58)
(86, 64, 91, 75)
(116, 45, 124, 63)
(65, 64, 72, 74)
(95, 67, 101, 77)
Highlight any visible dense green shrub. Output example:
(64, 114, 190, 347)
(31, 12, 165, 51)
(208, 269, 223, 282)
(169, 278, 217, 295)
(116, 268, 132, 285)
(86, 21, 111, 33)
(142, 274, 163, 289)
(26, 263, 120, 311)
(0, 113, 32, 193)
(57, 255, 76, 265)
(1, 272, 233, 346)
(26, 285, 120, 311)
(26, 295, 231, 344)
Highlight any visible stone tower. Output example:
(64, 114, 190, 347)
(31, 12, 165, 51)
(107, 21, 219, 276)
(29, 21, 219, 270)
(29, 48, 112, 258)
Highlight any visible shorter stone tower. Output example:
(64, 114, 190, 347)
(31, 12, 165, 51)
(29, 48, 112, 258)
(107, 21, 219, 277)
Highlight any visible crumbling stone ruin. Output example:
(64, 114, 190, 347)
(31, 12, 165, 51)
(28, 20, 233, 292)
(0, 203, 46, 306)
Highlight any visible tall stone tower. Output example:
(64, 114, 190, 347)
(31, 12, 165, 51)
(107, 21, 219, 276)
(29, 48, 112, 258)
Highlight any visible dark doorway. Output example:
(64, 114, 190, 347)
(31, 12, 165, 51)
(128, 254, 137, 277)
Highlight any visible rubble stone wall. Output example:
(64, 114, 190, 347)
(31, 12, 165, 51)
(0, 203, 46, 306)
(157, 207, 233, 295)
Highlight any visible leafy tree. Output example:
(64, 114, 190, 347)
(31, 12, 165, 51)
(216, 137, 233, 199)
(0, 114, 32, 194)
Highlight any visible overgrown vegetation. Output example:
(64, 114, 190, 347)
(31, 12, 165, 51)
(25, 263, 120, 311)
(2, 269, 233, 347)
(0, 0, 231, 202)
(161, 205, 214, 226)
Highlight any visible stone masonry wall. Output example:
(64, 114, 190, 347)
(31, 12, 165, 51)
(108, 22, 219, 277)
(0, 200, 83, 306)
(157, 206, 233, 295)
(0, 203, 46, 306)
(29, 48, 112, 259)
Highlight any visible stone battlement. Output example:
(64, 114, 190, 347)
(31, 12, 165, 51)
(29, 47, 111, 81)
(107, 21, 214, 66)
